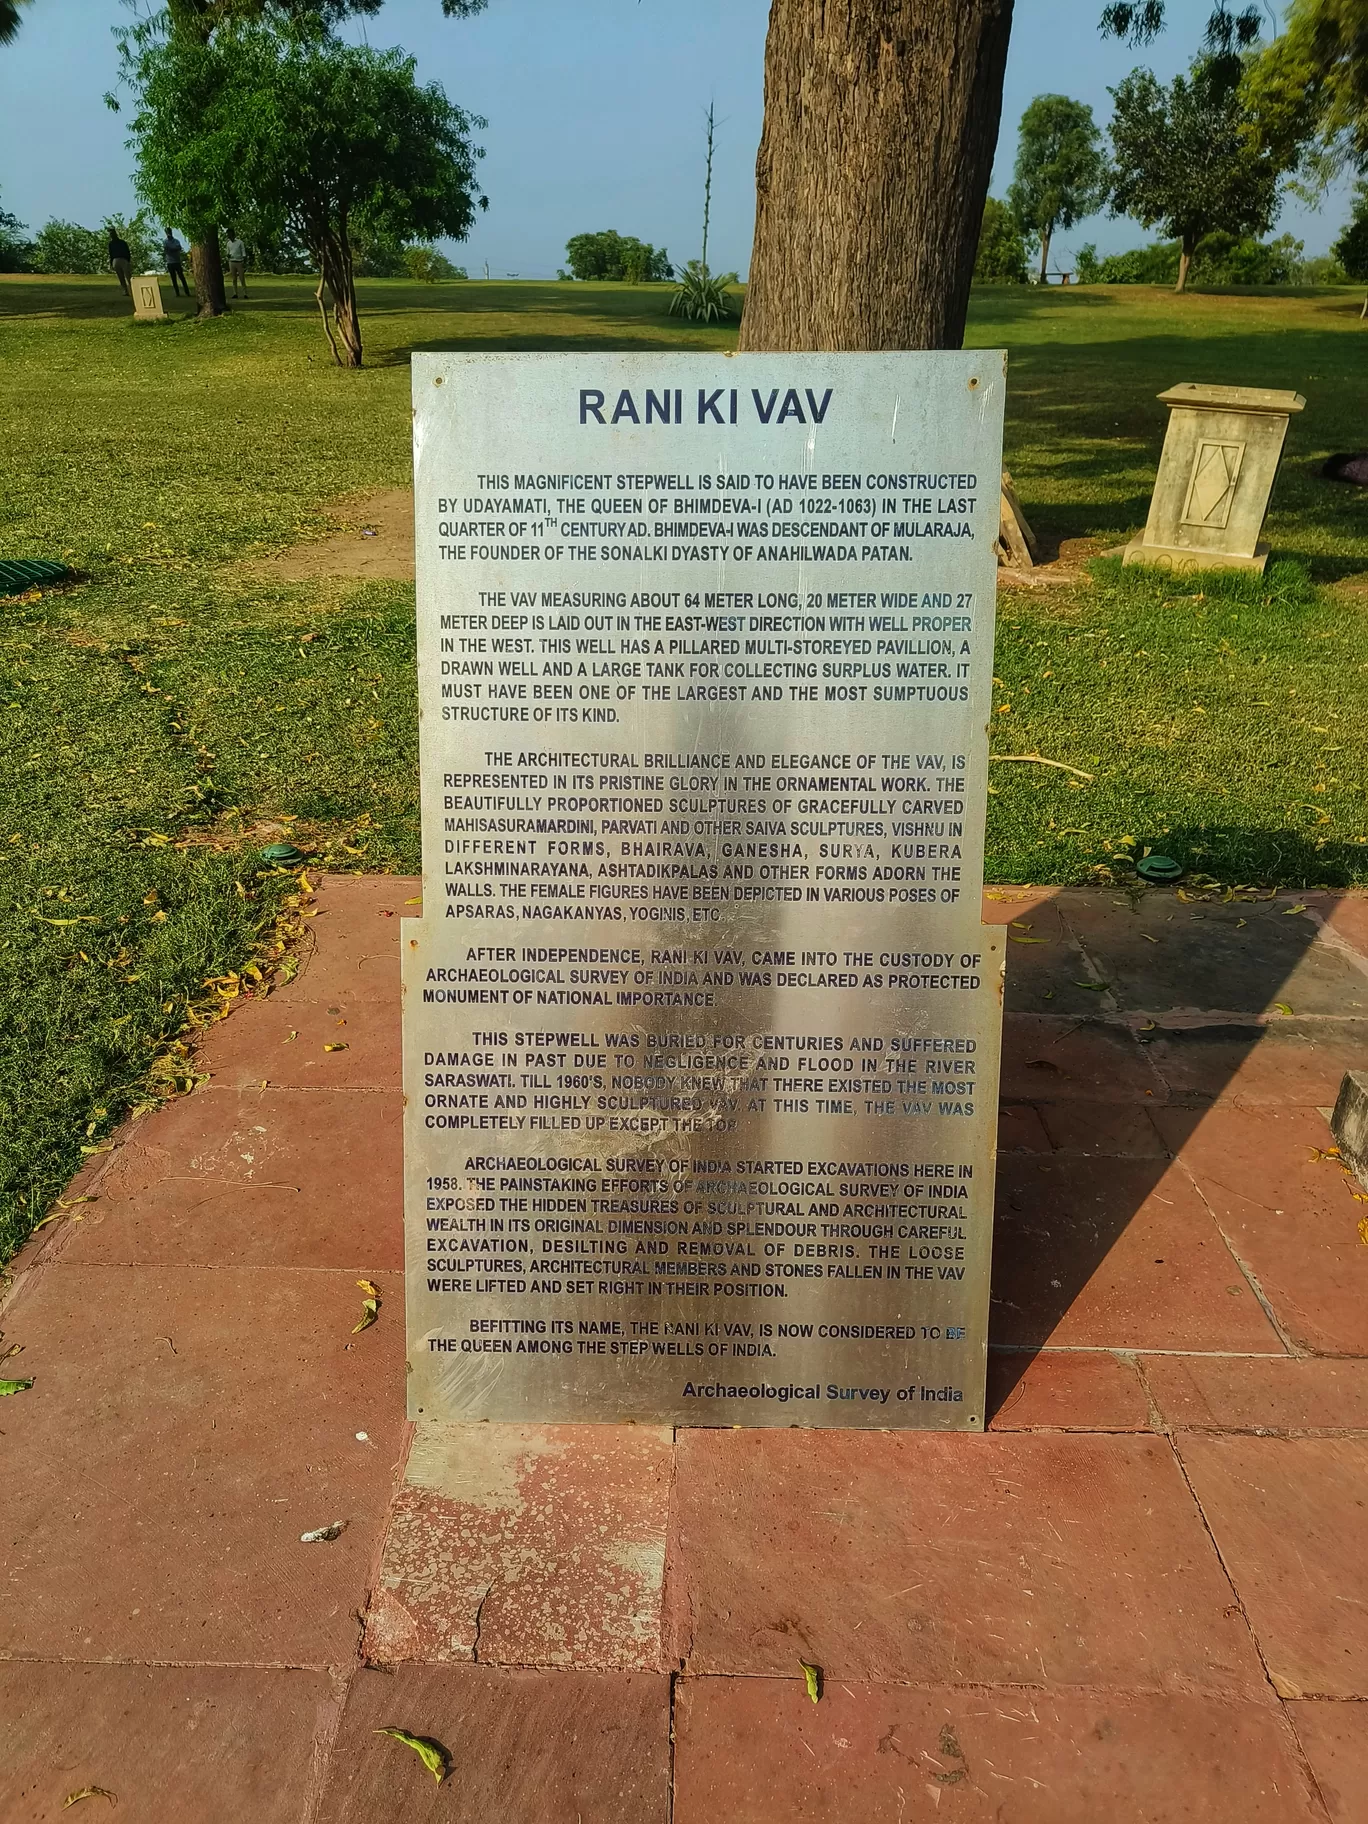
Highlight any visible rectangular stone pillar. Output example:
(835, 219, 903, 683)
(1124, 383, 1305, 575)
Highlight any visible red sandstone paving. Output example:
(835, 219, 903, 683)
(998, 1015, 1167, 1102)
(998, 1101, 1052, 1153)
(291, 874, 419, 1001)
(1144, 1355, 1368, 1432)
(1289, 1702, 1368, 1824)
(673, 1679, 1327, 1824)
(1144, 1021, 1368, 1110)
(0, 1663, 335, 1824)
(58, 1086, 403, 1270)
(1177, 1436, 1368, 1699)
(315, 1666, 670, 1823)
(1153, 1105, 1368, 1355)
(668, 1430, 1266, 1694)
(0, 1263, 405, 1666)
(1057, 892, 1366, 1019)
(194, 989, 400, 1092)
(1033, 1099, 1169, 1156)
(365, 1422, 671, 1671)
(987, 1350, 1152, 1430)
(991, 1155, 1277, 1351)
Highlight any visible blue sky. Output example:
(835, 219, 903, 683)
(0, 0, 1353, 271)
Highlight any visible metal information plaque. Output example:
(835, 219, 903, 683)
(404, 351, 1005, 1430)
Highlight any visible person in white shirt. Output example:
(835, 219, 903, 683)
(225, 233, 248, 297)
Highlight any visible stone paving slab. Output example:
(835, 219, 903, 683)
(364, 1422, 672, 1670)
(672, 1678, 1328, 1823)
(0, 876, 1364, 1815)
(0, 1263, 406, 1666)
(0, 1663, 336, 1824)
(60, 1085, 404, 1271)
(1177, 1436, 1368, 1699)
(991, 1155, 1278, 1351)
(1143, 1354, 1368, 1432)
(1288, 1701, 1368, 1824)
(1153, 1105, 1368, 1354)
(315, 1666, 671, 1823)
(667, 1430, 1269, 1694)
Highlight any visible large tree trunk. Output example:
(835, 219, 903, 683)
(1176, 237, 1194, 293)
(738, 0, 1015, 352)
(1038, 225, 1052, 285)
(318, 233, 363, 367)
(191, 233, 226, 318)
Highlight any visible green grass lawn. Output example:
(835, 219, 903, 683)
(1, 271, 1366, 1261)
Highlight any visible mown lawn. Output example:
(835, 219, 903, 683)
(1, 272, 1366, 1260)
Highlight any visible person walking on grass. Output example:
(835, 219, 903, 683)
(107, 228, 132, 297)
(225, 231, 248, 298)
(162, 228, 190, 297)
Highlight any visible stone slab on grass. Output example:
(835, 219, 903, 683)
(673, 1677, 1326, 1824)
(0, 1662, 334, 1824)
(668, 1430, 1266, 1695)
(316, 1665, 670, 1823)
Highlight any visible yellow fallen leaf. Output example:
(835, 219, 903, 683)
(357, 1279, 380, 1298)
(1008, 934, 1048, 944)
(799, 1659, 822, 1704)
(1072, 981, 1109, 992)
(63, 1788, 117, 1809)
(1273, 1002, 1294, 1016)
(375, 1728, 449, 1783)
(324, 1042, 348, 1053)
(1283, 904, 1308, 915)
(353, 1296, 380, 1334)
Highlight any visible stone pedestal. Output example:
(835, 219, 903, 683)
(1124, 382, 1305, 575)
(131, 276, 166, 320)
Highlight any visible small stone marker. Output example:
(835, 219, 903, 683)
(131, 275, 166, 320)
(1331, 1072, 1368, 1192)
(404, 351, 1007, 1431)
(1124, 382, 1305, 574)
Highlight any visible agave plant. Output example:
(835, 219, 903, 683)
(669, 259, 738, 322)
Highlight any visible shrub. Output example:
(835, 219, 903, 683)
(668, 259, 738, 322)
(30, 220, 107, 274)
(404, 244, 463, 281)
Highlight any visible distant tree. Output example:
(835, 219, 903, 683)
(1334, 182, 1368, 277)
(1108, 54, 1285, 289)
(121, 18, 485, 365)
(29, 220, 107, 274)
(973, 196, 1028, 282)
(1008, 94, 1109, 281)
(404, 243, 462, 280)
(0, 196, 29, 271)
(564, 231, 671, 282)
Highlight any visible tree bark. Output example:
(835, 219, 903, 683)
(318, 233, 363, 367)
(191, 233, 226, 318)
(738, 0, 1015, 352)
(1176, 238, 1194, 293)
(1038, 226, 1052, 285)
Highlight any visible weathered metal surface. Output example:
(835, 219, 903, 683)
(403, 352, 1007, 1429)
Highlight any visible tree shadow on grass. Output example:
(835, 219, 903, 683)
(988, 824, 1368, 1420)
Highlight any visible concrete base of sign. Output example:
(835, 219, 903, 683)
(1122, 537, 1270, 575)
(1331, 1070, 1368, 1190)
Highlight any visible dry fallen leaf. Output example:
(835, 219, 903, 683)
(323, 1042, 348, 1053)
(353, 1295, 380, 1334)
(375, 1728, 450, 1784)
(63, 1788, 117, 1810)
(301, 1521, 347, 1543)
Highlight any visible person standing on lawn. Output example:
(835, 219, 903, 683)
(162, 228, 190, 297)
(107, 228, 132, 296)
(225, 232, 248, 298)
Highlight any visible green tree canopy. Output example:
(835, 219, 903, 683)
(563, 230, 671, 282)
(119, 15, 485, 363)
(972, 197, 1028, 282)
(1007, 94, 1109, 281)
(1333, 180, 1368, 277)
(1108, 54, 1286, 289)
(1246, 0, 1368, 177)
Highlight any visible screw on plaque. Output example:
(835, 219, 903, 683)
(1136, 854, 1184, 883)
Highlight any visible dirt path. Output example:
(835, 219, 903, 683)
(257, 487, 415, 582)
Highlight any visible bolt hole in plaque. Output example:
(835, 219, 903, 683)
(403, 352, 1006, 1431)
